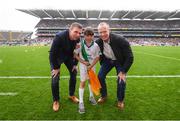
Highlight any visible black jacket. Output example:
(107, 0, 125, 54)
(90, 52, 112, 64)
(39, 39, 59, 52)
(49, 30, 79, 69)
(96, 33, 134, 73)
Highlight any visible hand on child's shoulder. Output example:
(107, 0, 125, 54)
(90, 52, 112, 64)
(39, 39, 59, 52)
(75, 43, 81, 49)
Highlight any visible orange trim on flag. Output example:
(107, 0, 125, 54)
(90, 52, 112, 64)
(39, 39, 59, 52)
(88, 69, 101, 95)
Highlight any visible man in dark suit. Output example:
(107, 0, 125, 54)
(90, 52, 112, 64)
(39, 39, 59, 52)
(49, 22, 83, 111)
(96, 22, 134, 109)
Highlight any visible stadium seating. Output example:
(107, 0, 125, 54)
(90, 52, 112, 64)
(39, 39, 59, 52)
(33, 19, 180, 46)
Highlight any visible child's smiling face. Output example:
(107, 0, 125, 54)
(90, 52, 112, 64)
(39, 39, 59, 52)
(85, 35, 94, 42)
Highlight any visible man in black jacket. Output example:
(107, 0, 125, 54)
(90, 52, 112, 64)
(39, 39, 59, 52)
(49, 22, 83, 111)
(96, 22, 134, 109)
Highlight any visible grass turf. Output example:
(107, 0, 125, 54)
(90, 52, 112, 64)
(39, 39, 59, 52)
(0, 46, 179, 120)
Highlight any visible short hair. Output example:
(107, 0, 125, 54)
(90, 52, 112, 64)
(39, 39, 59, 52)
(69, 22, 83, 30)
(83, 27, 94, 36)
(98, 22, 110, 29)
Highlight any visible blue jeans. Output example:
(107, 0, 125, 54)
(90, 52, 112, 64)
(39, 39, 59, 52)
(50, 58, 77, 101)
(98, 58, 126, 102)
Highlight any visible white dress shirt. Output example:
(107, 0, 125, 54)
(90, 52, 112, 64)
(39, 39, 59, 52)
(103, 39, 116, 60)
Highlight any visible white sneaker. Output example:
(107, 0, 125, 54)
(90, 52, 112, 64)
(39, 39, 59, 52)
(79, 102, 85, 114)
(89, 97, 97, 105)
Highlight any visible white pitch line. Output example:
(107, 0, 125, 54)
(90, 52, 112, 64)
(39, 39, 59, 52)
(126, 75, 180, 78)
(134, 51, 180, 61)
(0, 75, 180, 79)
(0, 76, 50, 79)
(0, 92, 18, 96)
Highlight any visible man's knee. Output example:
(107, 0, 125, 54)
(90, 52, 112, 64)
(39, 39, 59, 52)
(119, 80, 126, 85)
(98, 72, 106, 81)
(52, 76, 59, 85)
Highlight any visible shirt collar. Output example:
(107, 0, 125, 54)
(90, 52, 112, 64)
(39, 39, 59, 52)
(103, 39, 110, 44)
(84, 39, 94, 48)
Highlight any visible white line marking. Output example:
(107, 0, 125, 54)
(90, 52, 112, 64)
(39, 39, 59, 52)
(134, 51, 180, 61)
(0, 75, 180, 79)
(0, 76, 50, 79)
(0, 59, 3, 64)
(0, 92, 18, 96)
(125, 75, 180, 78)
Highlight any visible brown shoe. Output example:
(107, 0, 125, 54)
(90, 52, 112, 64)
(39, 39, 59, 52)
(117, 101, 124, 110)
(97, 97, 107, 104)
(69, 96, 79, 103)
(53, 101, 59, 112)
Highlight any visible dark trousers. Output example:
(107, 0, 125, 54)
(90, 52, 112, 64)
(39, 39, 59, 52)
(98, 58, 126, 102)
(51, 59, 77, 101)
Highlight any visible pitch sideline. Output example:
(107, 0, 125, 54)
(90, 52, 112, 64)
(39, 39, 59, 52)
(0, 75, 180, 79)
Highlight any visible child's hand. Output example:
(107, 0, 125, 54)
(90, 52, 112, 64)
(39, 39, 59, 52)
(83, 61, 90, 66)
(87, 65, 92, 71)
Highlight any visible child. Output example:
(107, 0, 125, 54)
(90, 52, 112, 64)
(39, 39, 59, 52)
(74, 27, 101, 114)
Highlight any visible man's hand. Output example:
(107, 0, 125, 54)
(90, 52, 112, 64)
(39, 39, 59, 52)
(72, 65, 78, 72)
(118, 72, 126, 82)
(51, 69, 60, 78)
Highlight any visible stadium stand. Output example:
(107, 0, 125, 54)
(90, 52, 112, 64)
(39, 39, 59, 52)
(13, 9, 180, 46)
(0, 31, 32, 46)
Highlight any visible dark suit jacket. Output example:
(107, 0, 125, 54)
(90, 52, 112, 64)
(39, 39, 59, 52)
(96, 33, 134, 73)
(49, 30, 79, 69)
